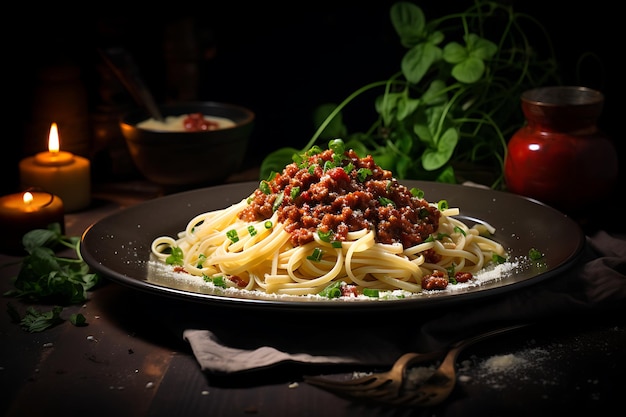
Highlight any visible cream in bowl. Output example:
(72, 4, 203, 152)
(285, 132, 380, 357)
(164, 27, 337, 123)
(137, 113, 236, 132)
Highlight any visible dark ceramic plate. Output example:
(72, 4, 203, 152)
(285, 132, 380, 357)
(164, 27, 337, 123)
(81, 181, 585, 312)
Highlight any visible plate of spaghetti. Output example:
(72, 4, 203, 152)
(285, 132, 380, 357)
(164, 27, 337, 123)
(81, 140, 585, 311)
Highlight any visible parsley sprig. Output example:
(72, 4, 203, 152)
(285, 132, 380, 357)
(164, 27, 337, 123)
(3, 223, 98, 332)
(4, 223, 100, 304)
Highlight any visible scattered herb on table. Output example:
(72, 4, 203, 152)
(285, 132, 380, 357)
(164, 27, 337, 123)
(3, 223, 98, 332)
(6, 304, 64, 333)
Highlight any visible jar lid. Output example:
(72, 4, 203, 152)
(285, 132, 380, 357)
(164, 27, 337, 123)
(521, 86, 604, 107)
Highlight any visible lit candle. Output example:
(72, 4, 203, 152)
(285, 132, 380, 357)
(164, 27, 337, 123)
(0, 191, 64, 254)
(19, 122, 91, 212)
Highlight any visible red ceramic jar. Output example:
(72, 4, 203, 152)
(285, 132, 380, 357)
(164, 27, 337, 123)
(504, 86, 619, 214)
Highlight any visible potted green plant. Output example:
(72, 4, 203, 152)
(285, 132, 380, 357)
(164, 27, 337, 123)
(260, 0, 561, 189)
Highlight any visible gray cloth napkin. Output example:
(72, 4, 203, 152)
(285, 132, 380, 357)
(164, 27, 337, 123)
(184, 230, 626, 374)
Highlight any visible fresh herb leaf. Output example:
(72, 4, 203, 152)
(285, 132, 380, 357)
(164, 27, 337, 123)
(70, 313, 87, 327)
(4, 223, 100, 305)
(19, 305, 64, 333)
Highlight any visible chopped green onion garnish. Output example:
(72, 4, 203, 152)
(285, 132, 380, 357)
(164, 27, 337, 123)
(411, 188, 424, 199)
(259, 180, 271, 194)
(272, 191, 284, 212)
(329, 138, 345, 155)
(247, 225, 257, 236)
(319, 281, 342, 298)
(196, 253, 207, 268)
(379, 197, 395, 207)
(226, 229, 239, 243)
(212, 275, 227, 288)
(264, 220, 273, 229)
(438, 200, 449, 211)
(447, 264, 457, 283)
(528, 248, 544, 261)
(492, 253, 507, 264)
(331, 241, 342, 249)
(290, 186, 301, 199)
(425, 233, 449, 242)
(306, 145, 323, 156)
(292, 153, 304, 164)
(453, 226, 466, 236)
(166, 246, 184, 266)
(357, 168, 372, 182)
(307, 247, 323, 262)
(317, 229, 333, 242)
(363, 288, 380, 297)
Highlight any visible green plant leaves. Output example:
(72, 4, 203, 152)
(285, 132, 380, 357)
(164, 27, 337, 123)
(375, 89, 420, 125)
(259, 0, 561, 190)
(392, 1, 444, 85)
(390, 1, 427, 47)
(5, 224, 100, 305)
(443, 34, 498, 83)
(401, 42, 443, 84)
(422, 127, 459, 171)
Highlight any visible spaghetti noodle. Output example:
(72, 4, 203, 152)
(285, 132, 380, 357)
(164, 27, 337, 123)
(151, 139, 507, 297)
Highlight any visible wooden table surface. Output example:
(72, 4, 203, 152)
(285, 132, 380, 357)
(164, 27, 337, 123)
(2, 180, 625, 417)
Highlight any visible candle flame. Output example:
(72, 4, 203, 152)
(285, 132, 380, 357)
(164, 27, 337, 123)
(48, 123, 60, 154)
(23, 192, 34, 205)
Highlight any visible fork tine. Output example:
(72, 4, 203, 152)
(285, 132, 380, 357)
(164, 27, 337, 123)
(306, 377, 401, 401)
(304, 374, 392, 392)
(304, 351, 441, 396)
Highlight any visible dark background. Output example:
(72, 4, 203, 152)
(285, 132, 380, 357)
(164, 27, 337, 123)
(5, 1, 622, 196)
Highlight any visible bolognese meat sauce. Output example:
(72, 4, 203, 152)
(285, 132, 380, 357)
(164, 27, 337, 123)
(239, 142, 441, 248)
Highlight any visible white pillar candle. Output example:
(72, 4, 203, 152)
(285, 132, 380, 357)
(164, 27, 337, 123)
(19, 123, 91, 212)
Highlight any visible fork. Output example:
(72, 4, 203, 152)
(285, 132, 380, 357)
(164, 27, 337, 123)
(304, 323, 528, 406)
